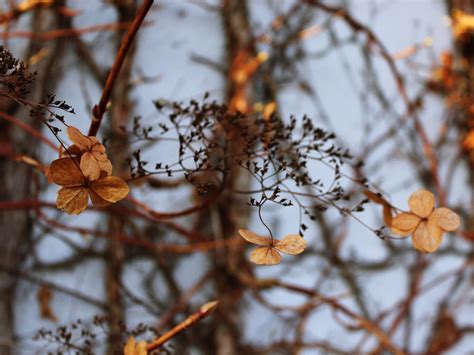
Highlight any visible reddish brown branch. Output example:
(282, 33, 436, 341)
(304, 0, 445, 204)
(0, 111, 57, 150)
(146, 301, 219, 351)
(1, 21, 151, 41)
(88, 0, 154, 137)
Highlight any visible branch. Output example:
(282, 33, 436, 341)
(303, 0, 445, 204)
(88, 0, 154, 136)
(146, 300, 219, 351)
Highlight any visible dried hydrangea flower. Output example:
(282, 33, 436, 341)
(123, 336, 147, 355)
(390, 189, 461, 253)
(238, 229, 307, 265)
(50, 157, 129, 215)
(66, 126, 112, 181)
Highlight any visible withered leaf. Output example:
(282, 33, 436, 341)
(37, 283, 57, 322)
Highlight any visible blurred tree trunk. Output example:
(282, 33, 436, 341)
(105, 1, 138, 353)
(0, 4, 66, 354)
(445, 0, 474, 217)
(194, 1, 278, 353)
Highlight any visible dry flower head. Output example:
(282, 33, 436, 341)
(49, 157, 129, 215)
(390, 189, 460, 253)
(124, 336, 147, 355)
(238, 229, 307, 265)
(65, 126, 112, 181)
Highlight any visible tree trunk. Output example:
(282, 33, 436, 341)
(0, 4, 66, 354)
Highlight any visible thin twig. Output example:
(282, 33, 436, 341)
(146, 301, 219, 351)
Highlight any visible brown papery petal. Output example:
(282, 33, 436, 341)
(98, 159, 113, 176)
(67, 126, 92, 150)
(250, 247, 281, 265)
(80, 152, 101, 181)
(412, 220, 444, 253)
(364, 190, 389, 205)
(56, 186, 88, 214)
(89, 176, 129, 203)
(383, 204, 393, 227)
(49, 158, 85, 186)
(429, 207, 461, 232)
(88, 189, 112, 208)
(390, 212, 420, 236)
(123, 337, 136, 355)
(274, 234, 307, 255)
(91, 142, 107, 156)
(238, 229, 271, 246)
(408, 189, 435, 218)
(123, 336, 147, 355)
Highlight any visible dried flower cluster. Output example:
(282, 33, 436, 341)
(239, 229, 307, 265)
(49, 126, 129, 214)
(0, 45, 35, 99)
(390, 189, 460, 253)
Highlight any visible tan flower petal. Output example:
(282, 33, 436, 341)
(238, 229, 271, 246)
(124, 337, 136, 355)
(80, 152, 101, 181)
(383, 204, 393, 227)
(429, 207, 461, 232)
(274, 234, 307, 255)
(135, 341, 147, 355)
(67, 126, 92, 150)
(98, 159, 113, 176)
(124, 336, 147, 355)
(91, 142, 107, 157)
(49, 158, 85, 186)
(408, 189, 435, 218)
(390, 212, 420, 236)
(89, 176, 129, 203)
(250, 246, 281, 265)
(412, 220, 444, 253)
(56, 186, 88, 215)
(62, 144, 83, 157)
(88, 189, 112, 208)
(58, 144, 82, 158)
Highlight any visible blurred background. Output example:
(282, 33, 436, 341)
(0, 0, 472, 354)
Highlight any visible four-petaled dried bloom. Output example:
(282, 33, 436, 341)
(390, 189, 461, 253)
(124, 336, 147, 355)
(66, 126, 112, 181)
(238, 229, 307, 265)
(50, 158, 129, 215)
